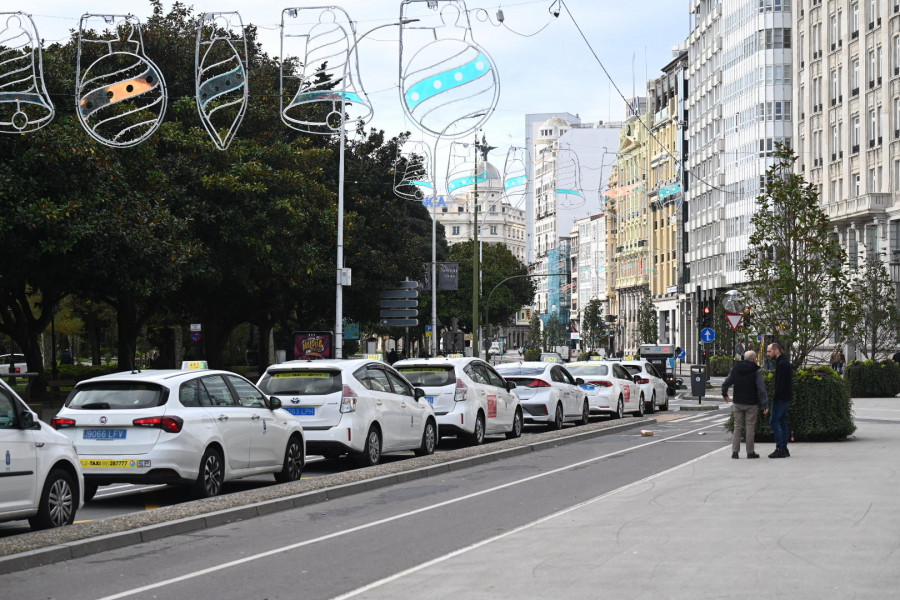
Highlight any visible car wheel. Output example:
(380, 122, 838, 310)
(415, 419, 437, 456)
(578, 399, 590, 425)
(506, 408, 523, 439)
(357, 427, 382, 467)
(274, 435, 305, 483)
(470, 412, 486, 445)
(647, 392, 657, 414)
(83, 482, 99, 503)
(549, 402, 564, 430)
(28, 468, 76, 530)
(661, 395, 669, 411)
(634, 393, 646, 417)
(192, 447, 224, 499)
(614, 396, 624, 419)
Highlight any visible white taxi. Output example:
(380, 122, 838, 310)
(494, 362, 590, 429)
(0, 378, 84, 529)
(393, 357, 522, 445)
(566, 360, 644, 419)
(257, 359, 437, 466)
(52, 366, 305, 500)
(620, 360, 670, 413)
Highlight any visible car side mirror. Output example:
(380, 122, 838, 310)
(575, 378, 585, 385)
(506, 381, 517, 391)
(268, 397, 283, 410)
(20, 410, 34, 429)
(414, 388, 426, 400)
(633, 375, 642, 383)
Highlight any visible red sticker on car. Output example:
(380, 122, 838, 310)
(487, 394, 498, 418)
(624, 386, 630, 402)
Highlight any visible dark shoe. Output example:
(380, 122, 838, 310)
(784, 447, 790, 457)
(732, 452, 739, 459)
(769, 448, 787, 458)
(747, 452, 760, 459)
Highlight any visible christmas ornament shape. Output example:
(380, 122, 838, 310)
(196, 12, 248, 150)
(0, 12, 55, 133)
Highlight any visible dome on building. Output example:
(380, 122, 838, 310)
(448, 160, 502, 195)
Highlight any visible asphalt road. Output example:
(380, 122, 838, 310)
(2, 407, 734, 600)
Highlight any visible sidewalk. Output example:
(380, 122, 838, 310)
(349, 397, 900, 600)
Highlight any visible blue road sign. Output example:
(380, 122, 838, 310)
(700, 327, 715, 343)
(677, 348, 686, 360)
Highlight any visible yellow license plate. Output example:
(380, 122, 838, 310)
(80, 458, 147, 469)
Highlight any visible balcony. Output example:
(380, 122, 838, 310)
(852, 87, 860, 97)
(852, 30, 859, 39)
(825, 193, 893, 222)
(852, 144, 860, 154)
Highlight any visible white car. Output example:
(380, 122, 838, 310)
(620, 360, 670, 413)
(0, 353, 28, 375)
(394, 357, 522, 445)
(0, 378, 84, 529)
(566, 360, 645, 419)
(52, 368, 305, 500)
(494, 362, 590, 429)
(257, 359, 437, 466)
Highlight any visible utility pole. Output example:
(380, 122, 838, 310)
(472, 132, 480, 359)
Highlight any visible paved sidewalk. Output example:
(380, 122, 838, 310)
(345, 398, 900, 600)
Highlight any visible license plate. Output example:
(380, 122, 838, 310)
(425, 396, 434, 404)
(83, 429, 127, 440)
(80, 458, 149, 469)
(286, 407, 315, 416)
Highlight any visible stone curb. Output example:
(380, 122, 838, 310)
(0, 418, 655, 575)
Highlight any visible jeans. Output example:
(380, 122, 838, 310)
(732, 403, 759, 454)
(769, 400, 790, 449)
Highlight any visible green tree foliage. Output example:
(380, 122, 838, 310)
(740, 146, 848, 368)
(525, 313, 543, 352)
(542, 313, 567, 349)
(581, 299, 607, 352)
(636, 292, 657, 346)
(842, 257, 900, 359)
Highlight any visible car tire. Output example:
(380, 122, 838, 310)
(469, 412, 486, 446)
(633, 393, 646, 417)
(274, 435, 305, 483)
(549, 402, 564, 430)
(357, 427, 382, 467)
(506, 408, 523, 439)
(83, 482, 99, 503)
(28, 468, 77, 530)
(577, 399, 590, 425)
(613, 396, 624, 419)
(415, 419, 437, 456)
(192, 447, 224, 499)
(647, 392, 656, 414)
(661, 395, 669, 411)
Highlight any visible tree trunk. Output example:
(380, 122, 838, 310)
(255, 319, 274, 374)
(86, 309, 102, 366)
(0, 289, 58, 399)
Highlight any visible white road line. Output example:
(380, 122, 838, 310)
(93, 421, 728, 600)
(331, 445, 729, 600)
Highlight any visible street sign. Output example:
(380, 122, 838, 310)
(700, 327, 715, 343)
(379, 289, 419, 299)
(380, 309, 418, 318)
(397, 280, 419, 289)
(379, 299, 418, 308)
(380, 318, 419, 327)
(725, 313, 744, 330)
(677, 348, 686, 360)
(189, 331, 202, 342)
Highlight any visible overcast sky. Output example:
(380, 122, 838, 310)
(18, 0, 690, 189)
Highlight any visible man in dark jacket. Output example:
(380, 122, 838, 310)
(722, 350, 769, 459)
(766, 341, 793, 458)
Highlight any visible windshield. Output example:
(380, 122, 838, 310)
(566, 365, 609, 377)
(258, 371, 342, 395)
(395, 366, 455, 386)
(66, 382, 166, 409)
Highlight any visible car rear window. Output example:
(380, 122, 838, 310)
(66, 382, 166, 409)
(622, 365, 642, 376)
(395, 366, 455, 387)
(496, 367, 545, 377)
(258, 371, 342, 395)
(566, 365, 609, 377)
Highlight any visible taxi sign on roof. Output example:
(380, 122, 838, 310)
(181, 361, 209, 370)
(447, 353, 464, 358)
(365, 354, 384, 361)
(590, 356, 603, 361)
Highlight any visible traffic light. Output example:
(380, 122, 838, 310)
(701, 306, 711, 327)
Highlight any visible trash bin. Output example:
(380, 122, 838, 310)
(690, 365, 707, 398)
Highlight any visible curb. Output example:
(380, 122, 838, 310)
(0, 418, 654, 574)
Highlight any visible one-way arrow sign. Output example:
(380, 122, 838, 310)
(700, 327, 715, 343)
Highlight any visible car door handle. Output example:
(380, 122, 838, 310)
(35, 442, 45, 448)
(375, 400, 383, 406)
(400, 402, 407, 408)
(250, 415, 261, 420)
(217, 415, 229, 421)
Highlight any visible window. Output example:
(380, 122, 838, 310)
(853, 115, 861, 146)
(870, 109, 877, 143)
(384, 369, 414, 397)
(452, 226, 460, 235)
(853, 2, 860, 33)
(854, 172, 861, 195)
(852, 58, 860, 92)
(0, 390, 19, 429)
(489, 225, 498, 235)
(227, 375, 267, 408)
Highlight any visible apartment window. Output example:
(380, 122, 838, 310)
(831, 14, 839, 46)
(831, 124, 839, 155)
(870, 168, 877, 191)
(895, 97, 900, 134)
(869, 50, 876, 85)
(895, 36, 900, 73)
(852, 58, 860, 92)
(451, 226, 460, 236)
(853, 115, 861, 145)
(870, 109, 877, 144)
(895, 160, 900, 190)
(854, 173, 861, 196)
(831, 69, 839, 101)
(458, 206, 464, 213)
(489, 225, 497, 235)
(877, 46, 883, 79)
(852, 3, 860, 34)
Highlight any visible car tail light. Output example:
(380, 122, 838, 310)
(51, 417, 76, 429)
(454, 378, 467, 402)
(589, 380, 613, 387)
(637, 378, 650, 385)
(133, 416, 184, 433)
(340, 385, 358, 413)
(527, 379, 551, 388)
(13, 367, 20, 374)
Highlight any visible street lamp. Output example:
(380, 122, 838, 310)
(472, 133, 496, 359)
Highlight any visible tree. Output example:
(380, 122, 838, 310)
(525, 313, 543, 351)
(542, 313, 566, 350)
(636, 292, 657, 346)
(581, 299, 607, 352)
(842, 257, 900, 359)
(740, 145, 848, 368)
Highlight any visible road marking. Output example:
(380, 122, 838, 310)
(92, 421, 728, 600)
(332, 445, 729, 600)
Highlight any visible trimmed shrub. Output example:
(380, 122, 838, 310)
(726, 366, 855, 442)
(524, 350, 541, 361)
(55, 363, 121, 382)
(844, 359, 900, 397)
(708, 355, 734, 376)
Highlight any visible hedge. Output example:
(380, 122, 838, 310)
(524, 350, 542, 361)
(726, 365, 855, 442)
(707, 355, 734, 376)
(54, 363, 121, 381)
(844, 359, 900, 397)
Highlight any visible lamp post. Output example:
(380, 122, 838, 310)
(471, 133, 495, 359)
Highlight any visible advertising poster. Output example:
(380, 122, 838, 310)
(293, 331, 333, 360)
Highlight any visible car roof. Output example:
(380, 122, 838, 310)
(265, 359, 380, 372)
(75, 369, 240, 386)
(394, 357, 480, 368)
(495, 361, 553, 370)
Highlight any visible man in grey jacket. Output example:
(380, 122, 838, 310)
(721, 350, 769, 459)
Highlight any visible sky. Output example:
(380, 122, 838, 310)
(14, 0, 691, 193)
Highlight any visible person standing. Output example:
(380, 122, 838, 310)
(830, 347, 845, 374)
(766, 342, 793, 458)
(721, 350, 769, 459)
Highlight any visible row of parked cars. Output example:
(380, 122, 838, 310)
(0, 356, 673, 531)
